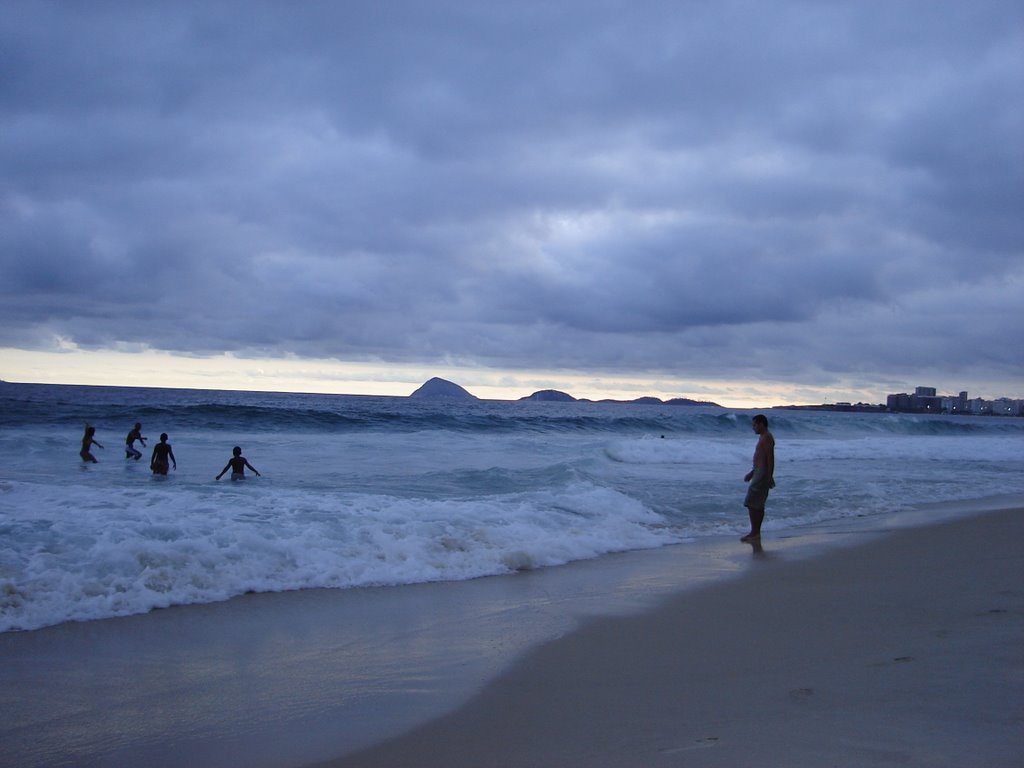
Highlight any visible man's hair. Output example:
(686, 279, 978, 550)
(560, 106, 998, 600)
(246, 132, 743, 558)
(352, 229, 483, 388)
(752, 414, 769, 427)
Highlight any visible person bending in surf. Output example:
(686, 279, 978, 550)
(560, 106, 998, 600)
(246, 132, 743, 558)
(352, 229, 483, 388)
(150, 433, 177, 475)
(742, 414, 775, 542)
(216, 446, 261, 481)
(125, 422, 146, 460)
(80, 425, 103, 463)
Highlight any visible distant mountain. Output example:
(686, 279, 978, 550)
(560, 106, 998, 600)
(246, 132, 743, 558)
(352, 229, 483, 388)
(409, 377, 478, 400)
(407, 378, 719, 406)
(595, 396, 721, 406)
(595, 396, 663, 404)
(665, 397, 720, 407)
(519, 389, 576, 402)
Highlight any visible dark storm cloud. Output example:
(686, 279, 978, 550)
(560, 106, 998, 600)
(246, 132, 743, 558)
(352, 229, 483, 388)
(1, 0, 1022, 388)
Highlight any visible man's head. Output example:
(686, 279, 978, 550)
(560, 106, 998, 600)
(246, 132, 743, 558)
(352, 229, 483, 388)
(752, 414, 769, 433)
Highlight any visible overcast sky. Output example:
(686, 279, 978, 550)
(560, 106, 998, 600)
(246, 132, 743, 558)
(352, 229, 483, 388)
(2, 1, 1022, 404)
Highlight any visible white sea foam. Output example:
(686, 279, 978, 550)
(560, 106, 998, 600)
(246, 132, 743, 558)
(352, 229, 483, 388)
(0, 478, 678, 632)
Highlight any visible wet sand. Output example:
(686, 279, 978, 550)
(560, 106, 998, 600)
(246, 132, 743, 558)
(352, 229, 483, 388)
(321, 507, 1024, 768)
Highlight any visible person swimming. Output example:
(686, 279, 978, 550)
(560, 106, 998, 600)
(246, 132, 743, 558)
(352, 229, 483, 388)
(80, 425, 103, 463)
(216, 446, 261, 481)
(150, 433, 177, 475)
(125, 422, 146, 460)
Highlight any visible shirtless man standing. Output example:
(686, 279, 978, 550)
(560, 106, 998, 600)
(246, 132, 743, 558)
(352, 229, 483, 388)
(742, 414, 775, 542)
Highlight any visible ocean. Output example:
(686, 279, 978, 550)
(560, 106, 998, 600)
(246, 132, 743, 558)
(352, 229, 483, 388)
(2, 381, 1023, 634)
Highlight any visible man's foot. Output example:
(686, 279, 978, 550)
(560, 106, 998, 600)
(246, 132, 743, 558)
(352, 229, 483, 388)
(740, 533, 760, 542)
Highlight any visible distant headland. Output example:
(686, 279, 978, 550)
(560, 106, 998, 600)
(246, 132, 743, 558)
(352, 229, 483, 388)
(408, 377, 721, 407)
(520, 389, 720, 406)
(409, 377, 479, 400)
(408, 378, 1023, 416)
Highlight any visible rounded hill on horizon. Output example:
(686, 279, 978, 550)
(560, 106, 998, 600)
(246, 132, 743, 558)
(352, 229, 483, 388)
(408, 377, 478, 400)
(407, 378, 721, 406)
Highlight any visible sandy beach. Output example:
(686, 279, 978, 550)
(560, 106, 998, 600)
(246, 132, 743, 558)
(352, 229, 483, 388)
(1, 504, 1021, 768)
(323, 507, 1024, 768)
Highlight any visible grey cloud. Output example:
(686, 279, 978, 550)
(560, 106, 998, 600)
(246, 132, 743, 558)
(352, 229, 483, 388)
(1, 0, 1021, 389)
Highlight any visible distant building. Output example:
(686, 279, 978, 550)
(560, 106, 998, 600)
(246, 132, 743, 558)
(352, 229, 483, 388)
(968, 398, 991, 415)
(942, 391, 968, 414)
(887, 393, 912, 411)
(991, 398, 1024, 417)
(887, 386, 1020, 417)
(910, 386, 941, 412)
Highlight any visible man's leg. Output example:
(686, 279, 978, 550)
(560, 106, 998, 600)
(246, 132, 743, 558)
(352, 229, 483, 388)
(741, 505, 764, 541)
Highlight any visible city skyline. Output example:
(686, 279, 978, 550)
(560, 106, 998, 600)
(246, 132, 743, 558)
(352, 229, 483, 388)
(883, 386, 1023, 416)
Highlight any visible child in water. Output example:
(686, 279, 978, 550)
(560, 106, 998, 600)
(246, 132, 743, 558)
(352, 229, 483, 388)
(150, 433, 177, 475)
(125, 422, 146, 460)
(216, 446, 261, 481)
(80, 425, 103, 463)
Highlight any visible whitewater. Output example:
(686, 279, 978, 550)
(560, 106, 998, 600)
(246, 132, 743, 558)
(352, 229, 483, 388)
(2, 382, 1022, 633)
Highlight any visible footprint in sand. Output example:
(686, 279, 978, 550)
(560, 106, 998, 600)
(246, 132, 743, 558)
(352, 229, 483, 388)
(973, 607, 1008, 617)
(868, 656, 914, 667)
(659, 737, 719, 754)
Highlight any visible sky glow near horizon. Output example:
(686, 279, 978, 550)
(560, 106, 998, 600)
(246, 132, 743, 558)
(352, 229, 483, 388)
(1, 1, 1022, 407)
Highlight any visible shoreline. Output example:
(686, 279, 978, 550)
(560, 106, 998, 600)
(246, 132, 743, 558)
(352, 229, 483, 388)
(321, 505, 1024, 767)
(0, 498, 1021, 767)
